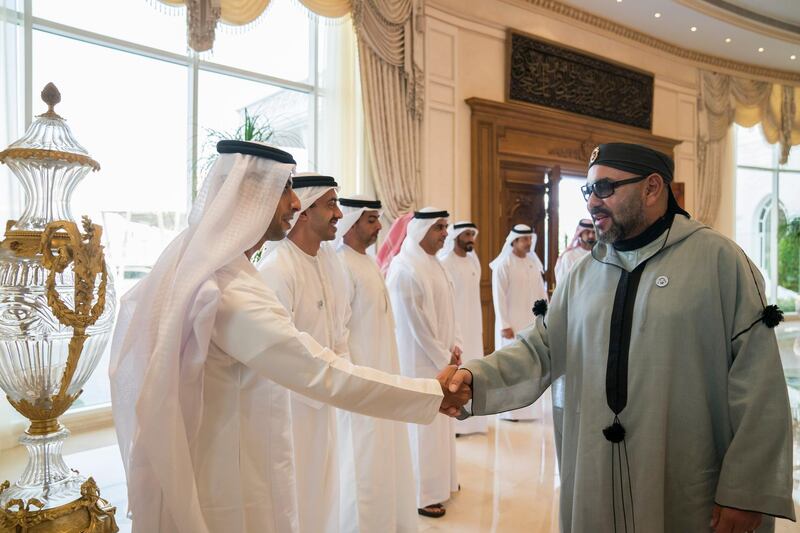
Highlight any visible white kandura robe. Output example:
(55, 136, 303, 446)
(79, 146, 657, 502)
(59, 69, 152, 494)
(491, 252, 548, 420)
(463, 215, 796, 532)
(194, 255, 442, 533)
(388, 252, 460, 508)
(337, 245, 418, 533)
(258, 240, 352, 533)
(554, 247, 590, 284)
(387, 252, 460, 508)
(440, 252, 486, 435)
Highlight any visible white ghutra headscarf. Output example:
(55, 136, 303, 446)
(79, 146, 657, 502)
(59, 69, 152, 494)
(334, 196, 383, 250)
(438, 221, 479, 260)
(109, 141, 296, 533)
(256, 172, 338, 260)
(489, 223, 544, 272)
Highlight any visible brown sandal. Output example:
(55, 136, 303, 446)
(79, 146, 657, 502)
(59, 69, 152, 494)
(418, 505, 446, 518)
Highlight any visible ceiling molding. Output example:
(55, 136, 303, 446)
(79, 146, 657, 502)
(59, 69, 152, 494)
(678, 0, 800, 44)
(509, 0, 800, 84)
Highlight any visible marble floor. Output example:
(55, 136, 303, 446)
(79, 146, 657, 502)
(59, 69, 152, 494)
(0, 402, 798, 532)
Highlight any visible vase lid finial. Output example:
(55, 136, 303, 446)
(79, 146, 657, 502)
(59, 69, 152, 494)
(40, 83, 62, 119)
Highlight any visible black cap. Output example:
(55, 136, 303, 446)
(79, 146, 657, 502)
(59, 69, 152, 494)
(292, 174, 338, 189)
(340, 198, 382, 209)
(588, 143, 673, 183)
(589, 142, 689, 218)
(216, 140, 296, 164)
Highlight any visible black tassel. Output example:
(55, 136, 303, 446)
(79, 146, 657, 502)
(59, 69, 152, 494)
(603, 419, 626, 443)
(762, 305, 783, 328)
(532, 299, 548, 317)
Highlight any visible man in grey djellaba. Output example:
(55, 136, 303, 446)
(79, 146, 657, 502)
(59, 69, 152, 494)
(445, 143, 796, 533)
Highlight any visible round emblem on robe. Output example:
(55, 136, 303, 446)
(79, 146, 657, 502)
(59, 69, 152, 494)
(590, 146, 600, 164)
(656, 275, 669, 287)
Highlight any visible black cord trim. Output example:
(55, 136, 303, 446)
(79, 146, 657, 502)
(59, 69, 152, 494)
(618, 443, 628, 533)
(611, 444, 617, 532)
(623, 438, 636, 533)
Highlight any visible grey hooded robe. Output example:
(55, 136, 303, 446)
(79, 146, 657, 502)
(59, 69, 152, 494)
(461, 214, 795, 532)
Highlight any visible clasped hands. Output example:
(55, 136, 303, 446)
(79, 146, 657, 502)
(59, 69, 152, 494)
(436, 365, 473, 416)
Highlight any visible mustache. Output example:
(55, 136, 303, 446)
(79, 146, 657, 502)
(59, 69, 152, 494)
(589, 207, 612, 217)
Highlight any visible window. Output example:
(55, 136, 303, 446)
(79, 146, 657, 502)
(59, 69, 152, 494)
(734, 125, 800, 446)
(3, 0, 350, 409)
(735, 125, 800, 314)
(557, 175, 588, 254)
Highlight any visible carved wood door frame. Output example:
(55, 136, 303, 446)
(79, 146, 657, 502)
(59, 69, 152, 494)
(469, 97, 681, 352)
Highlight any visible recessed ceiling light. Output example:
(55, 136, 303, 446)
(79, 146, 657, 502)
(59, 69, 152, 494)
(616, 0, 622, 3)
(725, 38, 731, 43)
(690, 26, 697, 32)
(654, 12, 662, 18)
(791, 55, 797, 60)
(758, 47, 765, 53)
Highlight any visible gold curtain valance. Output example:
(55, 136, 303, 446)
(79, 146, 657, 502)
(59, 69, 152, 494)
(696, 71, 800, 226)
(700, 71, 799, 165)
(158, 0, 351, 49)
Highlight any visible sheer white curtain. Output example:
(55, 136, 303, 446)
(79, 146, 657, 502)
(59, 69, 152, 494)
(0, 0, 25, 450)
(316, 15, 372, 197)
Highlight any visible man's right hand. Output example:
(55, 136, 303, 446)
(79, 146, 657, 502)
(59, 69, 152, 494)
(501, 328, 514, 339)
(439, 368, 473, 417)
(436, 366, 472, 416)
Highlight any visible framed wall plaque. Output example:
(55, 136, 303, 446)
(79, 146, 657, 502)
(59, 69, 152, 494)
(506, 29, 654, 130)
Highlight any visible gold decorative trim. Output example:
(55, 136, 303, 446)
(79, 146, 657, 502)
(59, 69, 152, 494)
(513, 0, 800, 83)
(0, 477, 118, 532)
(0, 148, 100, 171)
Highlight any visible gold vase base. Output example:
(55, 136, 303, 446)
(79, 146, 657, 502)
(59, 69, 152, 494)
(0, 478, 118, 533)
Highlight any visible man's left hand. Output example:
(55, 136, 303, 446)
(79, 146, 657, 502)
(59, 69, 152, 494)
(711, 505, 762, 533)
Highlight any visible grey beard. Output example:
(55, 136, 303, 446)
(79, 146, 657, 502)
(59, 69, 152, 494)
(595, 204, 646, 245)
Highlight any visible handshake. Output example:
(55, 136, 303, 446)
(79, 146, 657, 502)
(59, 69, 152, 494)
(436, 365, 473, 417)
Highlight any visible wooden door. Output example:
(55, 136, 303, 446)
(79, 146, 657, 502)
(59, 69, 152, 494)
(498, 161, 560, 289)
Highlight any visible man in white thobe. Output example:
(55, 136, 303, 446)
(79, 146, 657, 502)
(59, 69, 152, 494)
(446, 143, 796, 533)
(257, 173, 352, 533)
(387, 207, 462, 519)
(110, 143, 469, 533)
(439, 221, 486, 436)
(554, 218, 595, 284)
(336, 197, 418, 533)
(490, 224, 548, 421)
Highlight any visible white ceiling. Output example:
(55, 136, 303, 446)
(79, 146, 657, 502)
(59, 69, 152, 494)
(560, 0, 800, 74)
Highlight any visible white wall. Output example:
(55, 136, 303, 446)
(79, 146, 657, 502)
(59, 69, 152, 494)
(422, 0, 701, 226)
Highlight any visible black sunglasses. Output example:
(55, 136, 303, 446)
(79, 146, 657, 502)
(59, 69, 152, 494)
(581, 175, 648, 202)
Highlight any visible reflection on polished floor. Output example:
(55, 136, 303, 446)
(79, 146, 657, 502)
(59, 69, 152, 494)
(0, 396, 798, 532)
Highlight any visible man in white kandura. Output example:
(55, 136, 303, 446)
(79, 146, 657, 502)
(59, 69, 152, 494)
(490, 224, 548, 421)
(445, 143, 795, 533)
(256, 173, 353, 533)
(110, 142, 469, 533)
(336, 196, 418, 533)
(387, 208, 462, 519)
(439, 221, 486, 436)
(554, 218, 596, 284)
